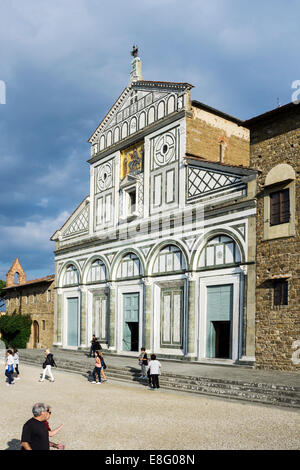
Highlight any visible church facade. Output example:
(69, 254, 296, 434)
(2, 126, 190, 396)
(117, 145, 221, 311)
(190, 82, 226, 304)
(51, 50, 257, 364)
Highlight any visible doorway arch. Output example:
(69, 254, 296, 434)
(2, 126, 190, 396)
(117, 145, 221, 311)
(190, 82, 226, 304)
(33, 320, 39, 348)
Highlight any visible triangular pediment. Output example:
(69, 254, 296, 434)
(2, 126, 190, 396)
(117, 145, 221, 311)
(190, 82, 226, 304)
(88, 81, 193, 151)
(51, 196, 90, 241)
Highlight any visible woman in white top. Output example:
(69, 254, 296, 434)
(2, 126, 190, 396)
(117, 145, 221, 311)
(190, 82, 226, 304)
(147, 354, 162, 389)
(13, 348, 20, 379)
(5, 350, 15, 386)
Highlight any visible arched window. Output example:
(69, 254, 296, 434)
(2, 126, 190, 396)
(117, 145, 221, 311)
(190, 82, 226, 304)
(157, 100, 165, 120)
(153, 245, 186, 274)
(88, 259, 107, 283)
(99, 135, 105, 151)
(148, 106, 155, 124)
(122, 122, 128, 139)
(167, 95, 175, 114)
(129, 117, 137, 135)
(14, 272, 19, 284)
(198, 235, 241, 268)
(107, 131, 112, 147)
(63, 264, 79, 286)
(114, 126, 120, 143)
(117, 253, 141, 279)
(139, 112, 146, 129)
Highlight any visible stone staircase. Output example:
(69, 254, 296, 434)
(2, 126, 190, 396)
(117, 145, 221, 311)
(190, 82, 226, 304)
(19, 349, 300, 409)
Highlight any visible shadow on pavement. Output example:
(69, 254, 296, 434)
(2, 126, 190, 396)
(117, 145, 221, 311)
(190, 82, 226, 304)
(5, 439, 21, 450)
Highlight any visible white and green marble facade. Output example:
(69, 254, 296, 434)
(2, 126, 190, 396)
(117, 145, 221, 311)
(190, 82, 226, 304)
(52, 79, 257, 364)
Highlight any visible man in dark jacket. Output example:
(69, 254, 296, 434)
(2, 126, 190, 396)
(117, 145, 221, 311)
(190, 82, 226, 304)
(93, 338, 102, 353)
(89, 335, 96, 357)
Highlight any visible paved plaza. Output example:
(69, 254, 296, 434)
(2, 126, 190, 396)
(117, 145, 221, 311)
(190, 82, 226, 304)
(1, 363, 299, 450)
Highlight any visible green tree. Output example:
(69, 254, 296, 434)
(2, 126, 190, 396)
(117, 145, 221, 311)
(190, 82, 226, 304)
(0, 314, 32, 348)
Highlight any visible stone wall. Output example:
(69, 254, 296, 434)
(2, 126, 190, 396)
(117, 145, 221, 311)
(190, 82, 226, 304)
(5, 281, 55, 349)
(186, 106, 250, 167)
(249, 104, 300, 371)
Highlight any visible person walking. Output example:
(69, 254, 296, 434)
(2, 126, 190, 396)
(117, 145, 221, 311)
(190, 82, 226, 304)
(99, 351, 107, 382)
(21, 403, 63, 450)
(138, 347, 148, 379)
(39, 349, 56, 382)
(147, 354, 162, 389)
(94, 337, 102, 352)
(89, 334, 96, 357)
(5, 349, 15, 386)
(13, 348, 20, 380)
(91, 350, 102, 384)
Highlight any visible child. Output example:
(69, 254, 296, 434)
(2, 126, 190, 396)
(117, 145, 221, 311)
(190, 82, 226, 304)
(138, 347, 148, 379)
(5, 350, 15, 386)
(13, 348, 20, 380)
(147, 353, 162, 389)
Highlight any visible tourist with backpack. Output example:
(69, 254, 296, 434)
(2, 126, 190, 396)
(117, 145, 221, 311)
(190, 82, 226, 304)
(39, 349, 56, 382)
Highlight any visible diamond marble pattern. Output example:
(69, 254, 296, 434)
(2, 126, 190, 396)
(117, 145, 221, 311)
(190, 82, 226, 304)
(63, 206, 89, 237)
(188, 167, 241, 198)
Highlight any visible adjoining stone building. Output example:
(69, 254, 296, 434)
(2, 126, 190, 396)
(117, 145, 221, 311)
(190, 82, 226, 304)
(245, 103, 300, 371)
(1, 258, 55, 349)
(51, 48, 257, 365)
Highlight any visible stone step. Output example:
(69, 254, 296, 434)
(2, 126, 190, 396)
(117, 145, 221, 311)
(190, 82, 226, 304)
(21, 354, 299, 391)
(19, 355, 300, 408)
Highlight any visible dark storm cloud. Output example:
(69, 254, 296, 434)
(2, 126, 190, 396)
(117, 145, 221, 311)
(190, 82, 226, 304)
(0, 0, 299, 280)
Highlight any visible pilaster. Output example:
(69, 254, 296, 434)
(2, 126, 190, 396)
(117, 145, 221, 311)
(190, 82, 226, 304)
(186, 273, 196, 355)
(143, 277, 153, 350)
(108, 282, 116, 349)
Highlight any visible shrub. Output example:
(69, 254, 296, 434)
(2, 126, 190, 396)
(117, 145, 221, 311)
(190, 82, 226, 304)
(0, 314, 32, 348)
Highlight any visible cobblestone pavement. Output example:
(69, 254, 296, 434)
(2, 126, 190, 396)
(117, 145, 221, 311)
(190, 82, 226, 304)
(1, 364, 299, 451)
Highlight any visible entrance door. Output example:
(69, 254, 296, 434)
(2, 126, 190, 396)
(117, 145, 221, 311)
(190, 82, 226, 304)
(67, 298, 78, 347)
(33, 321, 39, 348)
(123, 293, 139, 351)
(213, 321, 231, 358)
(206, 285, 233, 359)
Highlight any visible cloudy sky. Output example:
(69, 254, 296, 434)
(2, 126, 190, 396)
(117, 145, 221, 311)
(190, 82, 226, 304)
(0, 0, 299, 282)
